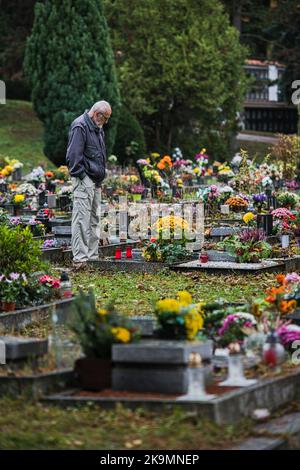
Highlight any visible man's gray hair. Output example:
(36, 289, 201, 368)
(90, 100, 111, 113)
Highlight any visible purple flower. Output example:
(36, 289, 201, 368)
(0, 274, 5, 282)
(131, 184, 145, 194)
(237, 193, 250, 203)
(239, 227, 265, 242)
(9, 272, 20, 281)
(277, 325, 300, 346)
(9, 217, 22, 225)
(137, 159, 150, 166)
(218, 314, 237, 336)
(285, 273, 300, 284)
(253, 193, 267, 204)
(29, 218, 38, 225)
(43, 239, 56, 248)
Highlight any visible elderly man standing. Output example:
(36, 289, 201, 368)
(66, 101, 112, 269)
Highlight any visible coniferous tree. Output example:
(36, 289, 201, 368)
(24, 0, 120, 165)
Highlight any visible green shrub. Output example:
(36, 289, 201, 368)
(0, 225, 46, 275)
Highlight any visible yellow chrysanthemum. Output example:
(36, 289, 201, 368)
(111, 327, 131, 343)
(177, 291, 192, 306)
(184, 310, 204, 340)
(243, 212, 255, 225)
(14, 194, 25, 204)
(156, 215, 189, 231)
(156, 298, 181, 314)
(193, 167, 200, 174)
(4, 165, 13, 174)
(98, 308, 108, 315)
(130, 175, 139, 183)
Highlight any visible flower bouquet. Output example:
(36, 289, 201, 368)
(217, 312, 257, 348)
(28, 218, 45, 237)
(130, 183, 145, 201)
(70, 290, 140, 390)
(220, 228, 272, 263)
(225, 195, 248, 212)
(154, 291, 204, 340)
(277, 191, 298, 210)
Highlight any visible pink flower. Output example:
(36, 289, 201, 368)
(271, 208, 295, 220)
(285, 273, 300, 284)
(9, 272, 20, 281)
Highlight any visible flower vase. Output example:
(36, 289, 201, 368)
(281, 234, 290, 249)
(220, 354, 257, 387)
(132, 193, 142, 202)
(177, 367, 215, 401)
(74, 357, 112, 391)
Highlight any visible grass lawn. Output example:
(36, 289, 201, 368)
(0, 397, 253, 450)
(69, 270, 276, 316)
(0, 100, 54, 170)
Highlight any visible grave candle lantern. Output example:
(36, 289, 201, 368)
(199, 252, 209, 263)
(126, 247, 133, 259)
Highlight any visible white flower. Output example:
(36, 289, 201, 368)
(14, 183, 37, 196)
(235, 312, 257, 325)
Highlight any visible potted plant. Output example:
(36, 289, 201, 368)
(219, 228, 272, 263)
(225, 195, 248, 213)
(154, 291, 205, 340)
(28, 219, 45, 237)
(70, 290, 140, 391)
(252, 193, 267, 213)
(130, 183, 145, 202)
(277, 191, 298, 210)
(271, 208, 296, 248)
(12, 193, 26, 216)
(142, 215, 190, 263)
(0, 273, 25, 311)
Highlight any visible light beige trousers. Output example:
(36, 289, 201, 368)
(71, 175, 101, 263)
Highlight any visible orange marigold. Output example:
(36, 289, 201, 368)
(276, 274, 287, 285)
(280, 300, 297, 314)
(157, 161, 165, 170)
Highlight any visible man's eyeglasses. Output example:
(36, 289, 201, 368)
(98, 112, 110, 123)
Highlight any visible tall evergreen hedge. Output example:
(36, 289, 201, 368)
(24, 0, 120, 166)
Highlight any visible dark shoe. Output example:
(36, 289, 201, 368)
(72, 262, 89, 272)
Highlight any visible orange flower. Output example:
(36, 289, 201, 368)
(280, 300, 297, 314)
(163, 155, 172, 163)
(157, 161, 165, 170)
(45, 171, 54, 178)
(265, 285, 287, 303)
(276, 274, 287, 285)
